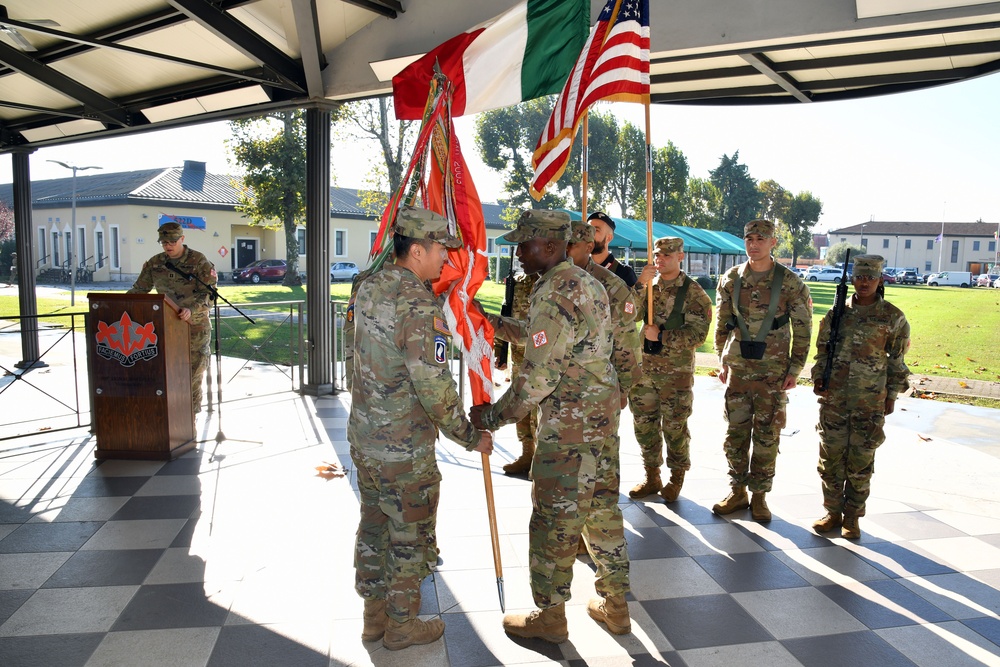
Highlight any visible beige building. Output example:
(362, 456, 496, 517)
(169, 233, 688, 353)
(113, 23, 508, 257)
(2, 161, 515, 283)
(828, 221, 1000, 275)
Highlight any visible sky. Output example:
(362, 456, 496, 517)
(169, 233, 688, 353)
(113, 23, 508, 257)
(3, 72, 999, 234)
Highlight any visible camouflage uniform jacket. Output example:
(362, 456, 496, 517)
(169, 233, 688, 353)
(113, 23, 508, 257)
(583, 258, 641, 394)
(481, 259, 618, 434)
(508, 272, 538, 354)
(634, 271, 712, 379)
(811, 295, 910, 411)
(348, 263, 479, 462)
(127, 246, 216, 323)
(715, 261, 812, 380)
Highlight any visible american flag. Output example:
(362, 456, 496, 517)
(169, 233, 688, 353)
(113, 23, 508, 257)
(530, 0, 649, 199)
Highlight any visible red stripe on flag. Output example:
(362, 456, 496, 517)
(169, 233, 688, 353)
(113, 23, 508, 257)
(392, 29, 484, 120)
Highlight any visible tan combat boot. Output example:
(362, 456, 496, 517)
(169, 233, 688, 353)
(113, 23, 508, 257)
(628, 467, 662, 498)
(503, 440, 535, 475)
(659, 469, 686, 503)
(382, 616, 445, 651)
(812, 512, 842, 534)
(502, 604, 568, 644)
(712, 487, 749, 515)
(750, 492, 771, 522)
(361, 599, 387, 642)
(587, 594, 631, 635)
(841, 514, 861, 539)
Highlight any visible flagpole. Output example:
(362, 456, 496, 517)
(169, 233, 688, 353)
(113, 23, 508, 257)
(481, 452, 505, 612)
(581, 113, 589, 219)
(644, 100, 653, 316)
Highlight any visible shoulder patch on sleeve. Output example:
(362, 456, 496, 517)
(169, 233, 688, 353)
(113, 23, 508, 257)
(532, 330, 548, 348)
(346, 303, 354, 322)
(433, 317, 450, 335)
(624, 301, 635, 314)
(434, 335, 448, 363)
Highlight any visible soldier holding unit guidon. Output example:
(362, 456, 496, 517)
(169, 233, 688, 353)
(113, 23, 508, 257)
(811, 254, 910, 539)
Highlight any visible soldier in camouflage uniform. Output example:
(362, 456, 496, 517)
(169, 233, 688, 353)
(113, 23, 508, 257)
(811, 255, 910, 539)
(128, 222, 216, 415)
(629, 237, 712, 502)
(713, 219, 812, 522)
(7, 252, 16, 286)
(471, 210, 631, 643)
(499, 270, 539, 474)
(349, 207, 493, 651)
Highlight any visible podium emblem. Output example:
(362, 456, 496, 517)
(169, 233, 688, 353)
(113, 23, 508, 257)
(95, 311, 159, 367)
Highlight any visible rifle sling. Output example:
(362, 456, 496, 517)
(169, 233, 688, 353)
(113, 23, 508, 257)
(732, 263, 786, 344)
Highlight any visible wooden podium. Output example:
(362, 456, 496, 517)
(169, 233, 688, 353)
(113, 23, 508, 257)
(86, 293, 196, 460)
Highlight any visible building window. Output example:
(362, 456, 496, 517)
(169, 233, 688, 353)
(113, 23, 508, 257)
(990, 241, 997, 253)
(110, 226, 120, 269)
(52, 232, 60, 266)
(487, 237, 496, 254)
(927, 239, 934, 250)
(296, 228, 306, 254)
(65, 232, 72, 268)
(335, 230, 346, 257)
(77, 227, 86, 268)
(37, 229, 47, 267)
(95, 231, 105, 269)
(861, 239, 868, 250)
(950, 240, 959, 263)
(882, 239, 889, 248)
(973, 240, 980, 251)
(840, 237, 846, 243)
(369, 231, 378, 251)
(905, 239, 911, 249)
(925, 261, 932, 271)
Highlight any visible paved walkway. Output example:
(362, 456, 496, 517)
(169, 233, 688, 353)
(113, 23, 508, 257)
(1, 332, 999, 666)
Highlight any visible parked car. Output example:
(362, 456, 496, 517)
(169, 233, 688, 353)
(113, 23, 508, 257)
(897, 270, 920, 285)
(881, 272, 896, 284)
(975, 273, 998, 287)
(330, 261, 360, 282)
(994, 276, 1000, 288)
(805, 266, 845, 282)
(232, 259, 287, 284)
(926, 271, 972, 287)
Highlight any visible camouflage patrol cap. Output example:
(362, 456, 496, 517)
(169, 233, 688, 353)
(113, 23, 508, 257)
(569, 219, 595, 244)
(852, 254, 885, 278)
(654, 236, 683, 255)
(501, 210, 571, 243)
(744, 219, 775, 238)
(157, 222, 184, 242)
(393, 206, 461, 248)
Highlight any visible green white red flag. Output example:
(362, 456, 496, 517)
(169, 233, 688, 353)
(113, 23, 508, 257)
(392, 0, 589, 121)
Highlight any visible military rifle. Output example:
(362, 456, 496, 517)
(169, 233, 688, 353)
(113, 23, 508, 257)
(821, 250, 851, 391)
(494, 258, 515, 368)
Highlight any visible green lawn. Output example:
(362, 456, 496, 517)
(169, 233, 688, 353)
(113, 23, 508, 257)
(3, 280, 998, 381)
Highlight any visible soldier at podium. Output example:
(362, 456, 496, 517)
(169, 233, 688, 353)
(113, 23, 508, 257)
(128, 222, 217, 414)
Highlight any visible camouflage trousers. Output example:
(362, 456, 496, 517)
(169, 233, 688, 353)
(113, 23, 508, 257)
(189, 318, 211, 414)
(816, 404, 886, 517)
(722, 375, 788, 493)
(351, 448, 441, 623)
(629, 371, 694, 471)
(511, 346, 538, 450)
(529, 425, 629, 608)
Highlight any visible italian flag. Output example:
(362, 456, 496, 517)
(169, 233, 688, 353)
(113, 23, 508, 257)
(392, 0, 589, 120)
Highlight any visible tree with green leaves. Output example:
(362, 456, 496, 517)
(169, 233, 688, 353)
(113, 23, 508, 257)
(334, 97, 416, 218)
(709, 151, 759, 236)
(632, 140, 689, 225)
(826, 241, 865, 265)
(685, 177, 721, 229)
(782, 191, 823, 267)
(475, 99, 565, 220)
(757, 179, 790, 225)
(600, 121, 645, 217)
(560, 109, 621, 212)
(228, 110, 315, 286)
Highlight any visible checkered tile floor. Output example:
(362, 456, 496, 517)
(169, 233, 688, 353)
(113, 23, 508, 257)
(1, 378, 999, 666)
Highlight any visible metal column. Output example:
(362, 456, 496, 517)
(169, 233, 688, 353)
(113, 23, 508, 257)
(11, 149, 46, 369)
(302, 105, 333, 395)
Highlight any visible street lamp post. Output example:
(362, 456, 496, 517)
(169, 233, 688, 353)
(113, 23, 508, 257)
(48, 160, 101, 306)
(894, 235, 899, 270)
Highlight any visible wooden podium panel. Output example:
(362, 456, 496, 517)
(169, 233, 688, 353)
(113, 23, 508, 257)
(86, 293, 196, 460)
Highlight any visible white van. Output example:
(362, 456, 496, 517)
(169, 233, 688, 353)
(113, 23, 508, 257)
(926, 271, 972, 287)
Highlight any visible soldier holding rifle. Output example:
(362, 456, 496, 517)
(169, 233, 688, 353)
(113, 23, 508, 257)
(811, 254, 910, 539)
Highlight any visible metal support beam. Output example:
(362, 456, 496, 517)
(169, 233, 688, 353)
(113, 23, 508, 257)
(302, 106, 333, 395)
(341, 0, 402, 19)
(741, 53, 812, 103)
(290, 0, 327, 99)
(10, 149, 45, 370)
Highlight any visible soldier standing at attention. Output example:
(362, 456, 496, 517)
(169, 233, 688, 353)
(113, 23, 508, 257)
(628, 237, 712, 502)
(128, 222, 216, 415)
(349, 207, 493, 650)
(811, 255, 910, 539)
(588, 211, 638, 287)
(713, 219, 812, 522)
(498, 270, 539, 475)
(472, 210, 630, 643)
(7, 251, 16, 286)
